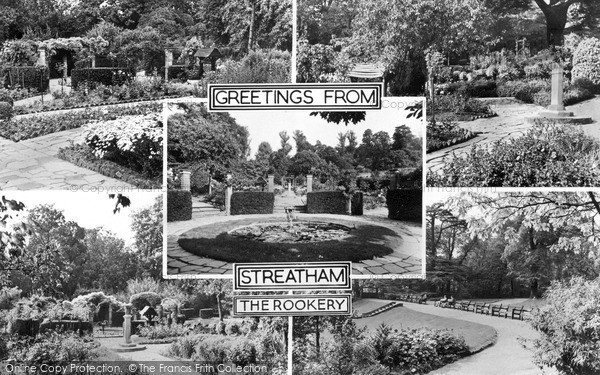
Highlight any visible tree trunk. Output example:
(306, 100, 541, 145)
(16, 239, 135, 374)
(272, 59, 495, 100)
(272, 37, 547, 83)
(533, 0, 573, 47)
(248, 1, 256, 51)
(529, 278, 539, 299)
(315, 317, 320, 358)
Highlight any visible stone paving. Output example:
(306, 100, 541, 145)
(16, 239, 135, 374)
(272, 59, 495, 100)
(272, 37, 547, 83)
(166, 207, 423, 277)
(427, 97, 599, 174)
(0, 127, 132, 190)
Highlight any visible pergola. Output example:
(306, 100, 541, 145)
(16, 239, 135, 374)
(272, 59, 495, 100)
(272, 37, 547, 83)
(194, 47, 222, 73)
(347, 63, 386, 94)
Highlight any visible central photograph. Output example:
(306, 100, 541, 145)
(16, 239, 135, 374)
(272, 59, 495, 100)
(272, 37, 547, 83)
(165, 99, 424, 277)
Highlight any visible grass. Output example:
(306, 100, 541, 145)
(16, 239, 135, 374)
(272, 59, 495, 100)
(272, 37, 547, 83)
(177, 219, 397, 262)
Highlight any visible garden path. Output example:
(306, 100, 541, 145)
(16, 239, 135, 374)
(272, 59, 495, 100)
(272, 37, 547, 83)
(427, 99, 542, 173)
(427, 96, 600, 174)
(400, 302, 551, 375)
(96, 336, 172, 361)
(0, 127, 132, 190)
(166, 207, 422, 276)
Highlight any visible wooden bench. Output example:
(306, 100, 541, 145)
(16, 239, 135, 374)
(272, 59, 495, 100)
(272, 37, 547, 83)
(456, 301, 471, 311)
(491, 304, 509, 318)
(511, 306, 526, 320)
(475, 302, 491, 315)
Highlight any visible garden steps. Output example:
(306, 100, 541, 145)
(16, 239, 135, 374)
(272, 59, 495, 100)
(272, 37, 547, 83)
(192, 200, 221, 214)
(359, 301, 403, 318)
(273, 204, 308, 213)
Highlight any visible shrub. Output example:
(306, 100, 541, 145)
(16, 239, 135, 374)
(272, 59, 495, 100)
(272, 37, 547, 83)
(427, 119, 477, 152)
(572, 37, 600, 87)
(138, 324, 190, 339)
(529, 277, 600, 375)
(444, 79, 497, 98)
(386, 189, 422, 221)
(0, 90, 15, 106)
(230, 192, 274, 215)
(0, 101, 13, 119)
(216, 321, 226, 335)
(228, 338, 256, 366)
(497, 79, 549, 103)
(167, 190, 192, 222)
(83, 113, 162, 178)
(9, 331, 100, 367)
(297, 41, 337, 83)
(162, 65, 188, 81)
(168, 334, 202, 359)
(427, 122, 600, 187)
(71, 67, 135, 89)
(225, 321, 241, 336)
(129, 292, 161, 311)
(307, 191, 347, 214)
(1, 66, 50, 92)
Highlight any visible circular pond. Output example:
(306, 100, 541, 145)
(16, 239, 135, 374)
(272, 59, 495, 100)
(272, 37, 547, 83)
(228, 221, 353, 243)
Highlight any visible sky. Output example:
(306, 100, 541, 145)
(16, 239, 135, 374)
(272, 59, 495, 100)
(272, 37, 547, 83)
(2, 191, 160, 245)
(229, 97, 424, 157)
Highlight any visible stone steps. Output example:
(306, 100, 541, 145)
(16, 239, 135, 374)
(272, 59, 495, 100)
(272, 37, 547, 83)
(359, 301, 403, 318)
(273, 205, 307, 213)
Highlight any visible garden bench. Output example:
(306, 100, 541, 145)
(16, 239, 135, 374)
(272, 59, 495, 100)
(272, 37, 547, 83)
(511, 306, 526, 320)
(491, 304, 509, 318)
(457, 301, 471, 311)
(475, 302, 491, 315)
(417, 295, 428, 304)
(464, 301, 476, 312)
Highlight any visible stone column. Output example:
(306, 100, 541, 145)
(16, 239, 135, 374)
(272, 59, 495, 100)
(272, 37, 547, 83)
(225, 173, 232, 216)
(37, 46, 47, 67)
(548, 63, 565, 112)
(165, 49, 174, 81)
(268, 174, 274, 192)
(180, 171, 191, 191)
(287, 180, 292, 193)
(306, 174, 313, 193)
(91, 56, 96, 68)
(123, 304, 132, 344)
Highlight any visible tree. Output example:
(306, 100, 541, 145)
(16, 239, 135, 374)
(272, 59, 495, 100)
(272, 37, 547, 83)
(130, 195, 163, 280)
(0, 196, 28, 288)
(198, 279, 232, 321)
(293, 130, 313, 153)
(530, 0, 599, 46)
(289, 150, 325, 177)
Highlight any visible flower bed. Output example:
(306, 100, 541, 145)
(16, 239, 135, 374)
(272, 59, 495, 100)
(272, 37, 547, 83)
(427, 120, 477, 152)
(57, 144, 162, 189)
(0, 102, 161, 142)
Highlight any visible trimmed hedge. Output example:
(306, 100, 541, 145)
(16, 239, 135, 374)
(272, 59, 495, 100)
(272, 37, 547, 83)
(230, 191, 274, 215)
(351, 192, 363, 215)
(162, 65, 188, 81)
(1, 66, 50, 92)
(387, 189, 422, 221)
(167, 190, 192, 222)
(71, 67, 135, 89)
(307, 191, 347, 214)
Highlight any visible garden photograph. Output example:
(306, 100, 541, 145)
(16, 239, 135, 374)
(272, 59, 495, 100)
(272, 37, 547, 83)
(0, 191, 288, 374)
(166, 99, 424, 276)
(292, 190, 600, 375)
(298, 0, 600, 186)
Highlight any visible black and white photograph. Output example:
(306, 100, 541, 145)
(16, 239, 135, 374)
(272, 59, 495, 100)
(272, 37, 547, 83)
(166, 98, 424, 277)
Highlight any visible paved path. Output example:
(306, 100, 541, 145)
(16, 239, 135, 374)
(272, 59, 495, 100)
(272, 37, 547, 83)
(427, 96, 599, 174)
(166, 208, 422, 276)
(399, 303, 544, 375)
(0, 127, 132, 190)
(96, 336, 172, 361)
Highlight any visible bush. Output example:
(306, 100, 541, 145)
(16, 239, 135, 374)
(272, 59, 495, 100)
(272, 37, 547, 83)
(129, 292, 161, 311)
(71, 67, 135, 89)
(167, 190, 192, 222)
(497, 79, 549, 103)
(529, 277, 600, 375)
(427, 119, 477, 152)
(1, 66, 50, 92)
(230, 192, 274, 215)
(0, 101, 13, 119)
(163, 65, 188, 81)
(386, 189, 422, 221)
(307, 191, 347, 214)
(9, 331, 100, 367)
(83, 113, 162, 178)
(572, 37, 600, 87)
(225, 321, 240, 336)
(444, 79, 497, 98)
(138, 324, 190, 340)
(427, 122, 600, 187)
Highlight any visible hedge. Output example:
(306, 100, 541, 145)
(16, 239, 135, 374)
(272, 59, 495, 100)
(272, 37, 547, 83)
(1, 66, 50, 92)
(71, 67, 135, 89)
(161, 65, 188, 81)
(386, 189, 422, 221)
(307, 191, 347, 214)
(351, 192, 363, 215)
(167, 190, 192, 222)
(0, 102, 12, 119)
(230, 191, 274, 215)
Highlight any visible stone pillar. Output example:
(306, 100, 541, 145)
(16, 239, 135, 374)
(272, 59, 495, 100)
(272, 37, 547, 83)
(62, 55, 68, 79)
(548, 63, 565, 112)
(37, 46, 47, 67)
(287, 180, 292, 193)
(91, 56, 96, 68)
(165, 49, 174, 81)
(225, 173, 233, 216)
(180, 171, 191, 191)
(108, 302, 113, 326)
(306, 174, 313, 193)
(123, 304, 132, 344)
(390, 173, 398, 191)
(268, 174, 274, 192)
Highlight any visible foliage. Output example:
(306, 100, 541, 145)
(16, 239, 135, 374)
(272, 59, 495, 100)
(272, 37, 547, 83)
(230, 192, 274, 215)
(167, 190, 192, 222)
(1, 66, 50, 92)
(387, 189, 422, 221)
(129, 292, 161, 311)
(130, 195, 163, 280)
(138, 323, 191, 340)
(0, 101, 13, 119)
(427, 120, 477, 152)
(572, 37, 600, 86)
(529, 276, 600, 375)
(496, 79, 549, 103)
(296, 41, 337, 83)
(71, 67, 135, 89)
(8, 331, 100, 367)
(0, 40, 38, 66)
(83, 113, 163, 178)
(427, 122, 600, 187)
(306, 191, 348, 215)
(0, 103, 161, 142)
